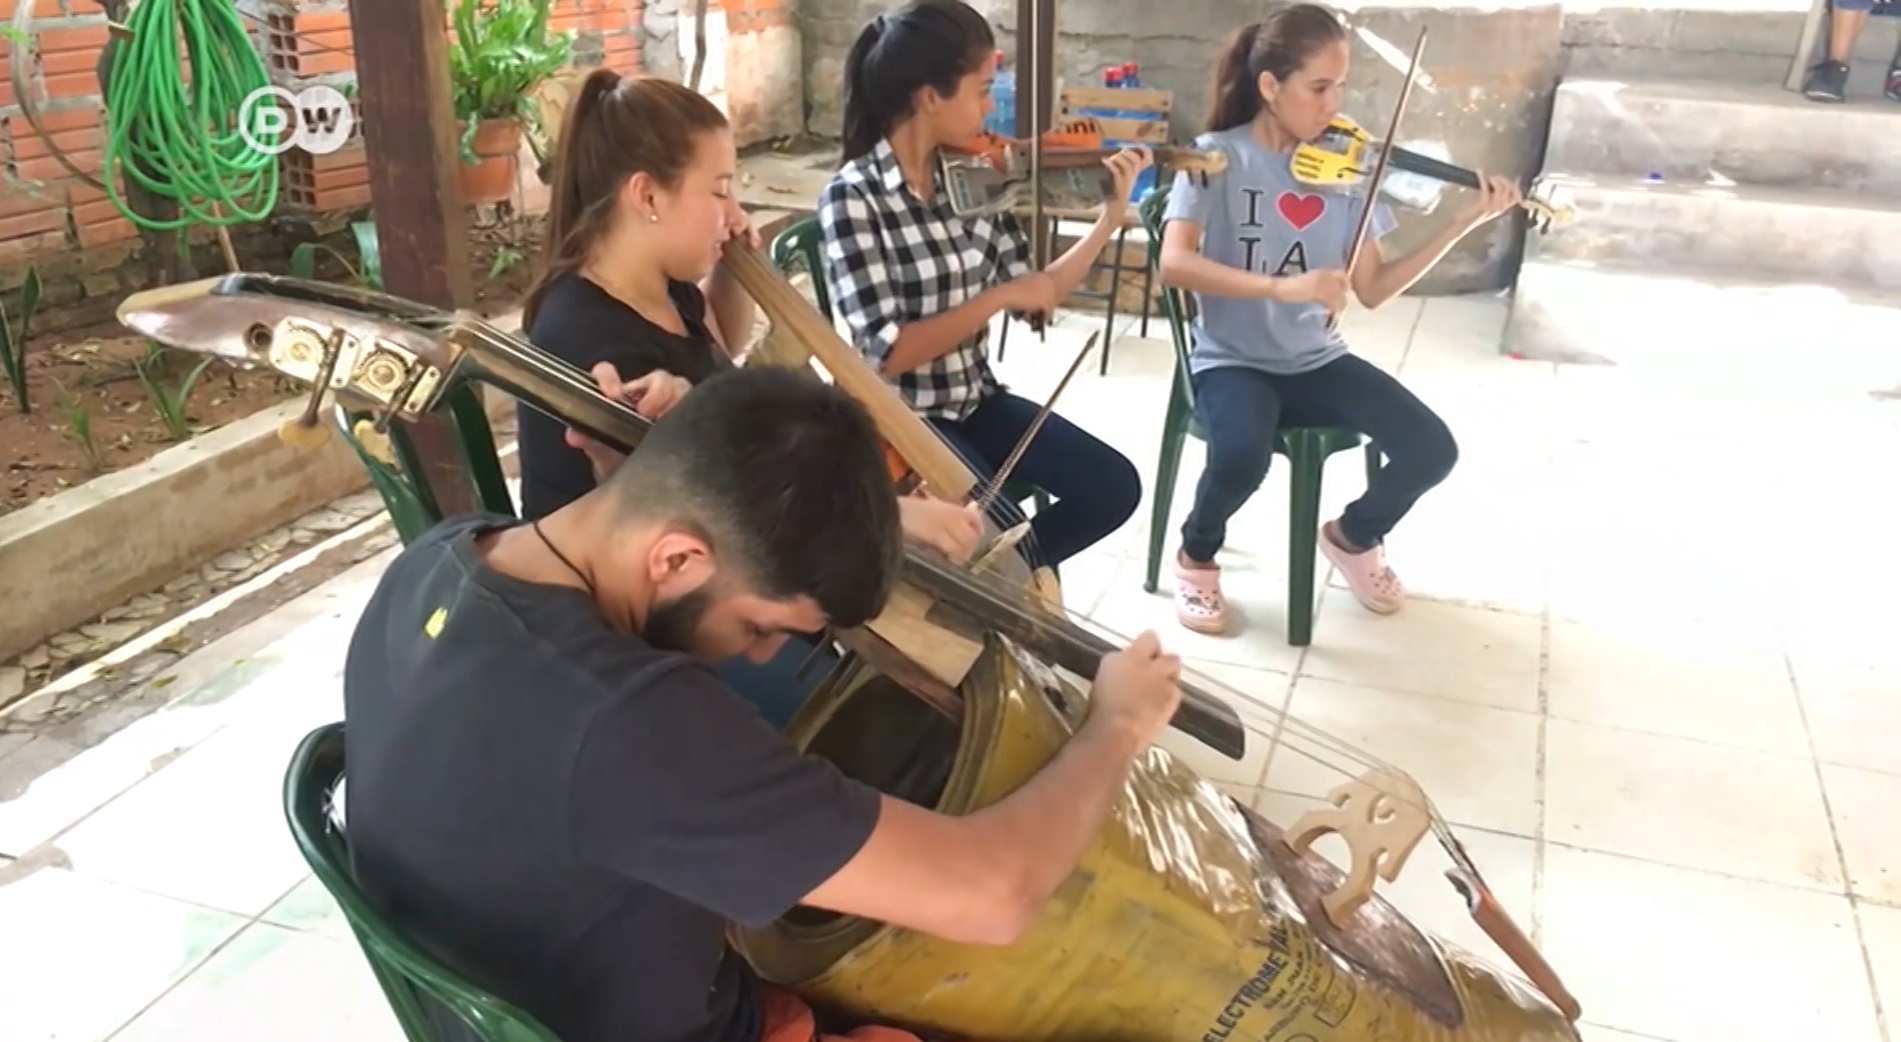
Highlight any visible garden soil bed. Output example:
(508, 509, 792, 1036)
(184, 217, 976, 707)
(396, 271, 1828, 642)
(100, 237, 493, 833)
(1, 216, 542, 517)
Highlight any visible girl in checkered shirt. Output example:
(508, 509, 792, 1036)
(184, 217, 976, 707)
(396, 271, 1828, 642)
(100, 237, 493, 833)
(819, 0, 1155, 570)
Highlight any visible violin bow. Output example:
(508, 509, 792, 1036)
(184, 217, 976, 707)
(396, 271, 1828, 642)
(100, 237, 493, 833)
(1330, 26, 1427, 332)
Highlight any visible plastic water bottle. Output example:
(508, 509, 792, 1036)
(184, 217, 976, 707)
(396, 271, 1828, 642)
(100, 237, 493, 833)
(987, 50, 1017, 137)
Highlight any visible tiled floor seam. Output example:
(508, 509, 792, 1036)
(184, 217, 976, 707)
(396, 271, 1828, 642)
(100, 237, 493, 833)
(1789, 650, 1894, 1042)
(1529, 599, 1553, 950)
(98, 869, 324, 1041)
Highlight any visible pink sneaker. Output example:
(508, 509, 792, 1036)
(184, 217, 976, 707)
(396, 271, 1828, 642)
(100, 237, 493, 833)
(1320, 521, 1404, 614)
(1174, 558, 1231, 634)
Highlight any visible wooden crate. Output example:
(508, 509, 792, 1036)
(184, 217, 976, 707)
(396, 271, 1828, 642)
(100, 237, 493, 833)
(1059, 85, 1171, 145)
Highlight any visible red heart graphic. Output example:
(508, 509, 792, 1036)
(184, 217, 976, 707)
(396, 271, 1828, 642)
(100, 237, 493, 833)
(1277, 191, 1326, 231)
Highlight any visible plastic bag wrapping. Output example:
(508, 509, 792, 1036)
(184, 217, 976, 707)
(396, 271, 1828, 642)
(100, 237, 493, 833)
(743, 635, 1580, 1042)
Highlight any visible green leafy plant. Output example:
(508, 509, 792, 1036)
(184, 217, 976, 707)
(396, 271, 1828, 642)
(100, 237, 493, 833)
(446, 0, 573, 163)
(0, 266, 43, 415)
(488, 245, 525, 280)
(135, 344, 216, 441)
(52, 380, 105, 473)
(290, 219, 382, 289)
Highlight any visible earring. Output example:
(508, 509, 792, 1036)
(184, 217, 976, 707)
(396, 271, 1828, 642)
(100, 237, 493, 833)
(649, 214, 659, 223)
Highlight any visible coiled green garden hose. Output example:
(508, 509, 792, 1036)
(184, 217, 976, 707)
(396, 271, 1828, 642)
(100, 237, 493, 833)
(102, 0, 280, 230)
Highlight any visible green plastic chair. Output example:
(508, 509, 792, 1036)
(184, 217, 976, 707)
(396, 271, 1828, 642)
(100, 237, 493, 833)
(335, 385, 518, 546)
(768, 216, 1054, 525)
(283, 722, 566, 1042)
(1136, 187, 1381, 647)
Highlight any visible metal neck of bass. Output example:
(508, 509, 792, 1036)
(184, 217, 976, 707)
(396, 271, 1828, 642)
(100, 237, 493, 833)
(446, 324, 658, 454)
(440, 329, 1248, 758)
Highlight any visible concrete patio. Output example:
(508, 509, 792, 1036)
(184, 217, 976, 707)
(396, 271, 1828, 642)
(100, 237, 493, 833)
(1, 292, 1897, 1042)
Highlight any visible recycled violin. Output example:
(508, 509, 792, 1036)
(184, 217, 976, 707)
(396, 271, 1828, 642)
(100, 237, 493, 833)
(1292, 114, 1576, 232)
(938, 119, 1229, 219)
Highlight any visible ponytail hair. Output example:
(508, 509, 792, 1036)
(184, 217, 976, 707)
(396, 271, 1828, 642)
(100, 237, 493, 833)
(840, 0, 996, 163)
(522, 70, 729, 330)
(1206, 4, 1348, 132)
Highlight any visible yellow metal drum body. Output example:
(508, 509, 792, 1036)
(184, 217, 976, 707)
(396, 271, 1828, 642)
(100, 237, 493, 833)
(740, 636, 1578, 1042)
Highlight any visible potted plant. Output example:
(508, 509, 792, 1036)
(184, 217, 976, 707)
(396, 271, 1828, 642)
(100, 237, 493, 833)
(446, 0, 573, 204)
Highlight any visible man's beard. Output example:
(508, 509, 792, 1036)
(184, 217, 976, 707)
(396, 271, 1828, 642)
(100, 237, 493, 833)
(641, 586, 714, 654)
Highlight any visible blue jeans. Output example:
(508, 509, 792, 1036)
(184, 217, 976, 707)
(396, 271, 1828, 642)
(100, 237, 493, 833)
(713, 635, 839, 730)
(928, 391, 1142, 568)
(1182, 356, 1457, 562)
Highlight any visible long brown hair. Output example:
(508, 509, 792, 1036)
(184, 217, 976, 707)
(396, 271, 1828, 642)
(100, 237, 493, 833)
(521, 70, 730, 330)
(1205, 4, 1347, 133)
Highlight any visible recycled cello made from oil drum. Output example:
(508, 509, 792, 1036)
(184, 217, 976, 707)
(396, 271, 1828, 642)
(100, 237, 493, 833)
(115, 262, 1582, 1042)
(744, 634, 1578, 1042)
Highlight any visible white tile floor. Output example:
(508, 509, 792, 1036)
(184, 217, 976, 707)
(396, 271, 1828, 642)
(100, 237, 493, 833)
(1, 294, 1897, 1042)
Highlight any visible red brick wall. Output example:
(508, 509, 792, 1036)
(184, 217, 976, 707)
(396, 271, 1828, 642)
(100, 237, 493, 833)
(1, 2, 134, 269)
(0, 0, 650, 279)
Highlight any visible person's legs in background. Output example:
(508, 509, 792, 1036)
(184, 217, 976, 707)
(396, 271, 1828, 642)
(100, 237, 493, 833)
(931, 393, 1142, 569)
(1173, 366, 1285, 634)
(1277, 354, 1457, 615)
(1801, 0, 1893, 102)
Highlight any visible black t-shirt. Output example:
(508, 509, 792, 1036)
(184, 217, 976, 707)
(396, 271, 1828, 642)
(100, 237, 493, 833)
(341, 513, 882, 1042)
(518, 272, 735, 520)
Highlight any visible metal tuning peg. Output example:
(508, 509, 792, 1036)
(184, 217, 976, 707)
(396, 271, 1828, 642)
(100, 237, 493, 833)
(276, 327, 347, 449)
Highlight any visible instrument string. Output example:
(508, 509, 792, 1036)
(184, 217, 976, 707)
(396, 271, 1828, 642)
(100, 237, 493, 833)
(721, 248, 1056, 574)
(698, 244, 1472, 836)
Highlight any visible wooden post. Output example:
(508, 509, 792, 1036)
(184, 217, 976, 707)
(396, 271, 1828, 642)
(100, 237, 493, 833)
(346, 0, 480, 516)
(1015, 0, 1056, 267)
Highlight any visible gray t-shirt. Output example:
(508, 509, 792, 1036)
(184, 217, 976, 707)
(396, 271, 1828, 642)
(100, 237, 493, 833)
(1163, 125, 1396, 376)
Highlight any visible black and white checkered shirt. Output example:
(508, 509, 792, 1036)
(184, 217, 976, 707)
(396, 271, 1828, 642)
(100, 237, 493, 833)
(818, 138, 1032, 421)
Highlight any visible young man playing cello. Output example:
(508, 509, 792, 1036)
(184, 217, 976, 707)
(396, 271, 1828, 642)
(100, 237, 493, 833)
(341, 366, 1187, 1042)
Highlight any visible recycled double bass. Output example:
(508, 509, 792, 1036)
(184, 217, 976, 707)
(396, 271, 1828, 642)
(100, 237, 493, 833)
(115, 249, 1581, 1042)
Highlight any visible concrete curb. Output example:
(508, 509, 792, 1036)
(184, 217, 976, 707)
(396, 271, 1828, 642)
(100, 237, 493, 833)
(0, 399, 371, 662)
(0, 312, 525, 665)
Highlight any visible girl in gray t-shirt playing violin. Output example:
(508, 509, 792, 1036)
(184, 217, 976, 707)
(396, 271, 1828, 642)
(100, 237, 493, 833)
(1158, 3, 1521, 634)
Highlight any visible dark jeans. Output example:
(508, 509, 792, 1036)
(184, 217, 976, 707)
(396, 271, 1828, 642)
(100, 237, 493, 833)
(1181, 356, 1458, 563)
(928, 391, 1143, 567)
(713, 635, 840, 730)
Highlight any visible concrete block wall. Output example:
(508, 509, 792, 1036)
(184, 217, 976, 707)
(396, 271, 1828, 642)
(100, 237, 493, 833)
(793, 0, 1860, 293)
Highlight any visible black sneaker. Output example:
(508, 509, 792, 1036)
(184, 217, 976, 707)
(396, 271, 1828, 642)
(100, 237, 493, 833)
(1804, 60, 1849, 102)
(1886, 64, 1901, 102)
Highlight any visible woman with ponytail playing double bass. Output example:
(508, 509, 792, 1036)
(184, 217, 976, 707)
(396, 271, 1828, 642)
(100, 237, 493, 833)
(512, 69, 984, 725)
(819, 0, 1153, 572)
(1158, 5, 1522, 634)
